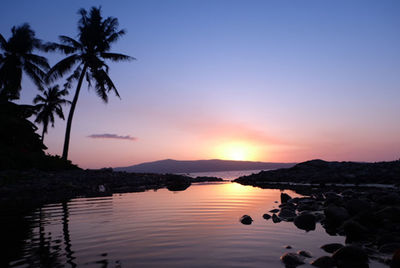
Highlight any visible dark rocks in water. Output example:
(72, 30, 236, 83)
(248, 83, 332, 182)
(311, 256, 336, 267)
(191, 176, 223, 182)
(345, 199, 371, 216)
(379, 243, 400, 254)
(270, 208, 280, 213)
(240, 215, 253, 225)
(332, 246, 368, 267)
(279, 208, 297, 221)
(281, 193, 292, 203)
(294, 213, 316, 231)
(272, 214, 281, 223)
(343, 220, 368, 242)
(321, 243, 344, 253)
(280, 252, 304, 267)
(285, 245, 293, 249)
(375, 207, 400, 223)
(165, 174, 191, 191)
(263, 213, 271, 220)
(324, 205, 350, 226)
(297, 250, 312, 258)
(392, 249, 400, 268)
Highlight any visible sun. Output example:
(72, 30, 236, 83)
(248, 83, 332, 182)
(215, 141, 257, 161)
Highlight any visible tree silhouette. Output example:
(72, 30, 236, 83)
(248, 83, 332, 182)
(0, 24, 49, 100)
(34, 85, 70, 142)
(46, 7, 134, 160)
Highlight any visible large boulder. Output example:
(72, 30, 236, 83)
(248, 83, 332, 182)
(343, 220, 368, 242)
(324, 205, 350, 226)
(311, 256, 336, 267)
(240, 215, 253, 225)
(321, 243, 344, 253)
(294, 213, 316, 231)
(280, 252, 304, 267)
(281, 193, 292, 203)
(279, 208, 297, 221)
(332, 246, 368, 267)
(345, 199, 371, 216)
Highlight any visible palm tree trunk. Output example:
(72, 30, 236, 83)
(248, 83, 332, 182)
(62, 65, 88, 160)
(41, 126, 45, 143)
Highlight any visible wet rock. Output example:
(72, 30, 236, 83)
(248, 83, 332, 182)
(294, 213, 316, 231)
(311, 256, 336, 267)
(285, 245, 293, 249)
(240, 215, 253, 225)
(272, 213, 281, 223)
(280, 252, 304, 267)
(375, 207, 400, 222)
(321, 243, 344, 253)
(332, 246, 368, 267)
(343, 220, 368, 242)
(263, 213, 271, 220)
(379, 243, 400, 254)
(297, 250, 312, 258)
(392, 249, 400, 268)
(165, 174, 191, 191)
(279, 208, 297, 221)
(324, 205, 350, 226)
(270, 208, 280, 213)
(345, 199, 371, 216)
(281, 193, 292, 203)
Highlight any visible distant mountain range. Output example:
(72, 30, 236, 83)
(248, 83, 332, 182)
(114, 159, 296, 174)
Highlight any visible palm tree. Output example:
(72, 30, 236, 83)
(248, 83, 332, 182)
(0, 23, 49, 100)
(46, 7, 134, 160)
(33, 85, 70, 142)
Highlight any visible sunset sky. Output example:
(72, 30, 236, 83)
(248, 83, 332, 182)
(1, 0, 399, 168)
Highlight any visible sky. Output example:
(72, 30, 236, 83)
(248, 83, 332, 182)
(1, 0, 399, 168)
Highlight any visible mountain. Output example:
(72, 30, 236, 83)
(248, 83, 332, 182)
(114, 159, 296, 174)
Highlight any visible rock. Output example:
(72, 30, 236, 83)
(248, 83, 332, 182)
(343, 220, 368, 242)
(270, 208, 280, 213)
(281, 193, 292, 203)
(297, 250, 312, 258)
(311, 256, 336, 267)
(392, 249, 400, 268)
(375, 207, 400, 222)
(332, 246, 368, 267)
(321, 243, 344, 253)
(294, 213, 316, 231)
(280, 252, 304, 267)
(324, 205, 350, 226)
(165, 174, 191, 191)
(272, 213, 281, 223)
(285, 245, 292, 249)
(379, 243, 400, 254)
(263, 213, 271, 220)
(279, 208, 297, 220)
(240, 215, 253, 225)
(345, 199, 371, 216)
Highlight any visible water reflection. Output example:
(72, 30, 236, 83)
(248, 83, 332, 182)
(4, 183, 387, 267)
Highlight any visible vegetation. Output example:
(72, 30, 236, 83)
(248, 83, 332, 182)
(46, 7, 134, 160)
(0, 6, 132, 170)
(34, 85, 70, 142)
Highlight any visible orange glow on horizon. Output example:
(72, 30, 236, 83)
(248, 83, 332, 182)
(214, 141, 260, 161)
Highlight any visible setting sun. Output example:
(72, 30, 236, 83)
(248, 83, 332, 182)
(214, 141, 258, 161)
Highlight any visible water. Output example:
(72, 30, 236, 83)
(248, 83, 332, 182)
(4, 182, 387, 267)
(186, 169, 265, 180)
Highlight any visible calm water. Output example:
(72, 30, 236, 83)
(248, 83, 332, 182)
(187, 169, 265, 180)
(5, 182, 386, 267)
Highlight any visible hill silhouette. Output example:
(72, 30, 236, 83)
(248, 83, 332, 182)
(114, 159, 296, 174)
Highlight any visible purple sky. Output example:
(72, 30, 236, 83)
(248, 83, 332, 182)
(1, 0, 399, 168)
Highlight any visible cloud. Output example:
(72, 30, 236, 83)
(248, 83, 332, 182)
(87, 133, 137, 141)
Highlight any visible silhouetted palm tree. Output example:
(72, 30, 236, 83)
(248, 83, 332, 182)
(46, 7, 134, 160)
(33, 85, 70, 142)
(0, 24, 49, 100)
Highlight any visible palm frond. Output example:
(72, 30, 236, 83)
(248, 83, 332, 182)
(25, 54, 50, 70)
(47, 54, 81, 82)
(100, 52, 135, 62)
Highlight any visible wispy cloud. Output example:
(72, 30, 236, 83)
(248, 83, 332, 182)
(87, 133, 137, 141)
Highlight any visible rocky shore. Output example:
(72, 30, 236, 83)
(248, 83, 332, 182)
(240, 187, 400, 267)
(0, 169, 222, 209)
(234, 159, 400, 186)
